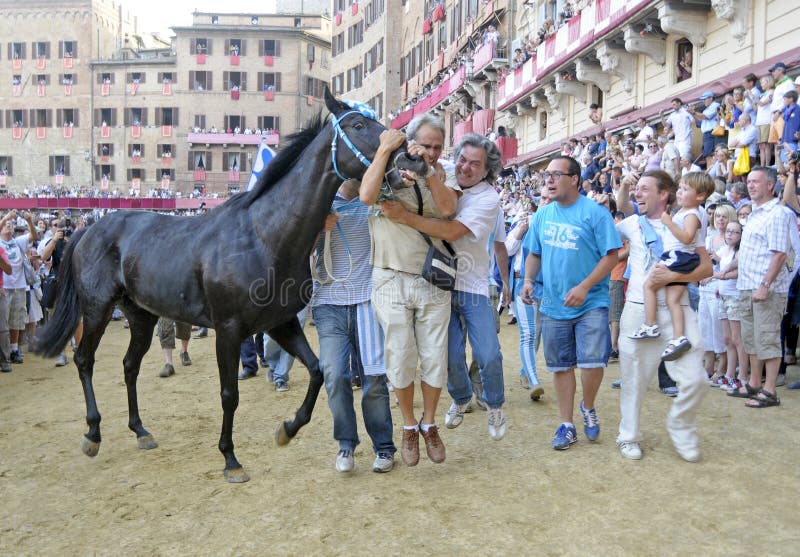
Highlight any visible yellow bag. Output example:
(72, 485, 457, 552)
(733, 146, 750, 175)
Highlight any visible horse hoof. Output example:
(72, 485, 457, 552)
(224, 468, 250, 483)
(80, 436, 100, 457)
(274, 422, 291, 446)
(137, 434, 158, 450)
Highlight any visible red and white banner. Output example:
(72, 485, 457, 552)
(161, 125, 172, 138)
(62, 127, 73, 139)
(230, 55, 240, 66)
(264, 90, 275, 101)
(101, 125, 111, 138)
(36, 57, 46, 70)
(64, 84, 72, 96)
(37, 83, 46, 96)
(12, 59, 22, 70)
(101, 83, 110, 96)
(36, 127, 47, 139)
(131, 125, 141, 139)
(162, 82, 172, 95)
(11, 128, 22, 140)
(101, 177, 109, 190)
(196, 53, 207, 64)
(130, 82, 139, 95)
(63, 56, 73, 69)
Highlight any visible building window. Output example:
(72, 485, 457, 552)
(0, 157, 13, 176)
(49, 155, 70, 176)
(95, 108, 118, 126)
(33, 109, 52, 127)
(58, 108, 79, 127)
(333, 33, 345, 57)
(539, 110, 548, 141)
(260, 40, 281, 57)
(189, 71, 212, 91)
(194, 115, 206, 131)
(127, 72, 145, 84)
(676, 39, 693, 83)
(9, 42, 26, 60)
(211, 16, 219, 24)
(223, 71, 246, 91)
(191, 38, 210, 55)
(33, 41, 51, 59)
(224, 115, 245, 131)
(156, 108, 178, 126)
(96, 164, 115, 181)
(59, 41, 77, 58)
(98, 72, 115, 84)
(60, 73, 76, 85)
(258, 116, 280, 131)
(98, 143, 113, 157)
(259, 72, 282, 92)
(126, 108, 147, 126)
(226, 39, 244, 56)
(158, 72, 174, 84)
(332, 73, 344, 95)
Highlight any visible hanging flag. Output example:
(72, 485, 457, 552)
(246, 139, 276, 191)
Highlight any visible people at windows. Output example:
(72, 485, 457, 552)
(589, 104, 603, 125)
(677, 42, 693, 82)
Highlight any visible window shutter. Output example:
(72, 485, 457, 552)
(223, 155, 229, 171)
(190, 38, 196, 54)
(258, 72, 264, 91)
(64, 157, 70, 176)
(73, 110, 79, 127)
(58, 41, 63, 58)
(258, 40, 264, 56)
(94, 108, 100, 126)
(141, 108, 147, 126)
(223, 71, 229, 91)
(241, 72, 247, 91)
(46, 42, 51, 59)
(207, 40, 212, 55)
(49, 157, 54, 176)
(276, 73, 281, 91)
(173, 108, 179, 126)
(207, 73, 212, 91)
(188, 151, 194, 171)
(205, 151, 212, 171)
(225, 39, 230, 53)
(240, 40, 246, 56)
(111, 108, 118, 126)
(275, 40, 281, 56)
(124, 109, 130, 126)
(57, 110, 63, 127)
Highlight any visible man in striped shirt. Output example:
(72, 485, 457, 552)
(733, 166, 792, 408)
(312, 179, 396, 473)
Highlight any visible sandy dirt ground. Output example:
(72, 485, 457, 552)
(1, 318, 798, 556)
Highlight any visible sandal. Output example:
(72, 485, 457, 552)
(727, 383, 760, 398)
(745, 389, 781, 408)
(661, 336, 691, 361)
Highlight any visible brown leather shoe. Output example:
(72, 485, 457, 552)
(401, 428, 420, 467)
(419, 423, 446, 463)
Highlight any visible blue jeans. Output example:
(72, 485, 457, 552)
(264, 306, 309, 382)
(240, 335, 258, 373)
(313, 304, 395, 454)
(541, 307, 611, 371)
(447, 290, 505, 409)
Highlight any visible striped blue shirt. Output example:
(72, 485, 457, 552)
(312, 193, 373, 306)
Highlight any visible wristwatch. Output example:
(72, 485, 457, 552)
(760, 280, 771, 288)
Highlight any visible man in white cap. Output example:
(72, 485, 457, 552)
(692, 91, 721, 170)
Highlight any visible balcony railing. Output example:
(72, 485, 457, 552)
(390, 66, 466, 130)
(497, 0, 651, 111)
(187, 132, 279, 146)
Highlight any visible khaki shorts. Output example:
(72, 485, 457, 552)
(371, 267, 451, 389)
(739, 290, 787, 360)
(757, 124, 770, 144)
(720, 293, 747, 321)
(6, 289, 27, 330)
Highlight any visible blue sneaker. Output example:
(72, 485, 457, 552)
(552, 423, 577, 450)
(579, 400, 600, 441)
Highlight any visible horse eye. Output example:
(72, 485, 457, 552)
(353, 122, 364, 130)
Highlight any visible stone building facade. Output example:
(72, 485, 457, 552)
(0, 1, 331, 195)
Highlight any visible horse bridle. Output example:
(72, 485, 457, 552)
(330, 110, 373, 181)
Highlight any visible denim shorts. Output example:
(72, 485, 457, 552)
(541, 307, 611, 372)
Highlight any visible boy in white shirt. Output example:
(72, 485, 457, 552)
(631, 172, 716, 360)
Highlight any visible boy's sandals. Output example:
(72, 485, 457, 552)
(745, 389, 780, 408)
(630, 323, 660, 340)
(727, 382, 759, 398)
(661, 336, 692, 361)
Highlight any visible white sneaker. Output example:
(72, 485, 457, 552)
(372, 452, 394, 473)
(676, 446, 701, 463)
(487, 408, 507, 440)
(444, 401, 469, 429)
(335, 449, 354, 473)
(618, 440, 642, 460)
(54, 353, 69, 367)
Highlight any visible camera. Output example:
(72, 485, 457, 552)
(789, 150, 800, 164)
(61, 217, 73, 238)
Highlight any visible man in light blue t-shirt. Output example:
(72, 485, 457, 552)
(521, 156, 621, 451)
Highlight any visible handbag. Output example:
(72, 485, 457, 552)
(733, 146, 750, 175)
(22, 255, 36, 286)
(412, 183, 457, 291)
(41, 273, 58, 310)
(711, 120, 726, 137)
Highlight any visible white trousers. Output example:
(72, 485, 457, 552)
(617, 302, 707, 454)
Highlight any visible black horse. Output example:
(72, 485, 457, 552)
(34, 89, 423, 482)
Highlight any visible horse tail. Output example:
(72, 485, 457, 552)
(33, 227, 88, 358)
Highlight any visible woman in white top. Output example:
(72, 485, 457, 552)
(712, 219, 748, 392)
(756, 75, 774, 166)
(698, 203, 736, 383)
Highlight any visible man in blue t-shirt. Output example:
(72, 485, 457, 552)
(521, 156, 621, 451)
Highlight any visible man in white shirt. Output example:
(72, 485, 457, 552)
(382, 134, 510, 441)
(661, 98, 695, 164)
(634, 117, 654, 151)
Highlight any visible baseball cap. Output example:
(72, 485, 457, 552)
(699, 91, 714, 100)
(768, 62, 787, 72)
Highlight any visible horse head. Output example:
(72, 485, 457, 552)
(323, 88, 426, 187)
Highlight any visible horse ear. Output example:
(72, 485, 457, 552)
(324, 86, 346, 116)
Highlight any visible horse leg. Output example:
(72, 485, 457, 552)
(73, 306, 114, 458)
(268, 318, 324, 446)
(118, 303, 160, 450)
(214, 329, 249, 483)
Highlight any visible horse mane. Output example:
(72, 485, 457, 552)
(224, 111, 329, 210)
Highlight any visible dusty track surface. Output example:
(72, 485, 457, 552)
(1, 320, 798, 555)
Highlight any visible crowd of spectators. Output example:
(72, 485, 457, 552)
(0, 185, 226, 200)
